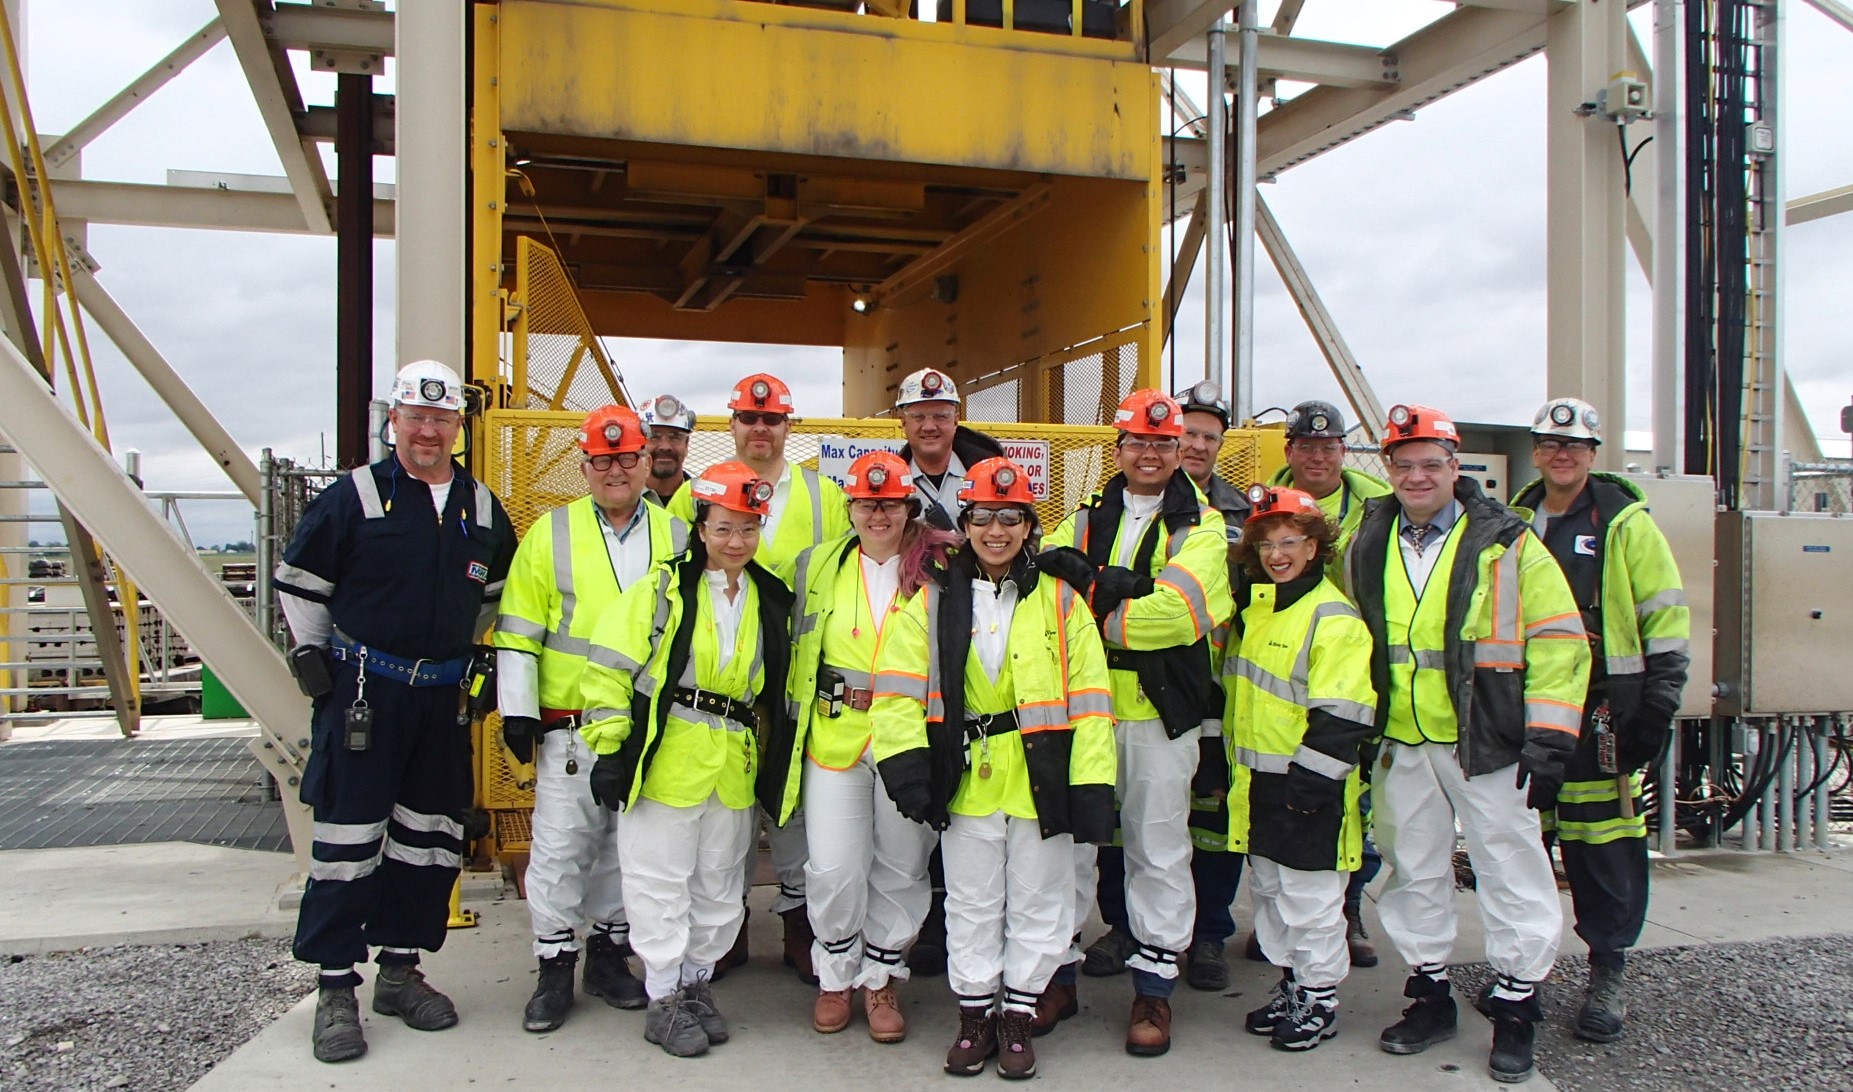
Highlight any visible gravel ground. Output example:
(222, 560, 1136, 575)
(1452, 933, 1853, 1092)
(0, 938, 315, 1092)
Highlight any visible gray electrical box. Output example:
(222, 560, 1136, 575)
(1621, 474, 1715, 718)
(1715, 511, 1853, 715)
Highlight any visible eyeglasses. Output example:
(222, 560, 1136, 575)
(734, 412, 788, 427)
(965, 508, 1028, 527)
(585, 452, 643, 471)
(1289, 440, 1346, 457)
(399, 411, 460, 430)
(1119, 437, 1181, 454)
(703, 522, 762, 542)
(902, 410, 955, 425)
(1256, 535, 1311, 555)
(851, 499, 911, 516)
(1388, 458, 1452, 475)
(1534, 438, 1595, 455)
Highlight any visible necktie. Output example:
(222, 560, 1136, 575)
(1405, 524, 1437, 557)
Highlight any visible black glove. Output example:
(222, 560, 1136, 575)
(1619, 703, 1676, 772)
(1034, 547, 1096, 594)
(891, 781, 943, 829)
(588, 753, 628, 811)
(1091, 565, 1155, 618)
(1192, 736, 1230, 801)
(1515, 739, 1565, 811)
(1283, 761, 1345, 815)
(501, 715, 541, 766)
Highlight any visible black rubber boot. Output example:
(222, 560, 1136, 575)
(312, 986, 367, 1063)
(1185, 940, 1229, 991)
(908, 887, 949, 977)
(523, 952, 577, 1032)
(1574, 951, 1627, 1043)
(1488, 994, 1541, 1083)
(584, 933, 647, 1010)
(1378, 974, 1457, 1055)
(373, 964, 459, 1031)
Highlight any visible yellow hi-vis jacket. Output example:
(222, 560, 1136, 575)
(491, 498, 688, 712)
(1042, 472, 1233, 735)
(1346, 477, 1591, 777)
(1221, 572, 1377, 871)
(870, 556, 1117, 842)
(668, 461, 851, 587)
(578, 553, 796, 812)
(1267, 465, 1391, 591)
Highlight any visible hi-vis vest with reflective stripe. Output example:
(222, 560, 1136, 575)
(1383, 516, 1469, 746)
(667, 462, 851, 587)
(492, 498, 688, 712)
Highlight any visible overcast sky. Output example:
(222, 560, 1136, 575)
(19, 0, 1853, 544)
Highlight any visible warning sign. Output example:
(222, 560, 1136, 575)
(997, 440, 1051, 500)
(815, 436, 1051, 501)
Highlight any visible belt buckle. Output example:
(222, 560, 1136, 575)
(410, 657, 433, 683)
(846, 687, 873, 712)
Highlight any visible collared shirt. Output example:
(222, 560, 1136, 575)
(1116, 491, 1164, 567)
(1397, 499, 1461, 595)
(596, 501, 654, 590)
(704, 568, 749, 671)
(910, 451, 967, 527)
(858, 550, 903, 639)
(972, 576, 1020, 683)
(762, 460, 795, 547)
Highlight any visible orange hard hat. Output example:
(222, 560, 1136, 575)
(1381, 404, 1460, 452)
(1244, 484, 1325, 526)
(1113, 389, 1185, 438)
(845, 450, 915, 501)
(690, 460, 775, 517)
(579, 404, 648, 456)
(958, 457, 1037, 508)
(728, 373, 795, 414)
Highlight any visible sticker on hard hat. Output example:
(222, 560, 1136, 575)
(692, 479, 726, 498)
(1551, 404, 1576, 426)
(1310, 413, 1330, 432)
(420, 378, 448, 402)
(1583, 408, 1601, 429)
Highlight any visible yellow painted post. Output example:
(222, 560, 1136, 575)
(447, 875, 479, 929)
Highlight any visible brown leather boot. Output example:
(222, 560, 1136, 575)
(1345, 904, 1380, 968)
(1125, 995, 1172, 1057)
(1030, 981, 1077, 1037)
(996, 1010, 1037, 1080)
(944, 1007, 997, 1076)
(781, 908, 818, 985)
(864, 983, 907, 1043)
(813, 987, 852, 1034)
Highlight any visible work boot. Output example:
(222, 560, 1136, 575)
(908, 893, 948, 976)
(583, 933, 647, 1010)
(1244, 930, 1267, 962)
(1271, 984, 1339, 1052)
(1378, 974, 1457, 1055)
(781, 907, 818, 985)
(996, 1010, 1037, 1080)
(1031, 981, 1078, 1037)
(1244, 968, 1295, 1036)
(1345, 904, 1379, 968)
(1185, 939, 1230, 991)
(864, 983, 907, 1043)
(944, 1007, 998, 1076)
(813, 987, 853, 1034)
(711, 911, 749, 983)
(1488, 995, 1541, 1083)
(1124, 995, 1172, 1057)
(644, 990, 710, 1058)
(1575, 951, 1628, 1042)
(311, 986, 367, 1063)
(373, 964, 458, 1031)
(1082, 927, 1138, 977)
(681, 977, 730, 1044)
(522, 952, 577, 1033)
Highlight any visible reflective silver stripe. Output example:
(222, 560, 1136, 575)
(382, 840, 463, 870)
(496, 614, 546, 642)
(1237, 657, 1302, 705)
(1526, 614, 1583, 639)
(313, 820, 387, 846)
(874, 671, 928, 702)
(1290, 744, 1355, 780)
(587, 644, 640, 673)
(474, 481, 494, 529)
(1155, 560, 1214, 635)
(1307, 696, 1377, 726)
(1018, 704, 1069, 730)
(1492, 543, 1523, 642)
(351, 466, 386, 519)
(544, 633, 592, 657)
(483, 579, 505, 598)
(802, 468, 824, 543)
(1606, 653, 1646, 675)
(1527, 700, 1582, 732)
(1645, 636, 1690, 657)
(1068, 690, 1114, 718)
(275, 562, 334, 596)
(668, 518, 690, 555)
(634, 672, 658, 698)
(670, 703, 752, 732)
(309, 856, 380, 882)
(1231, 746, 1291, 774)
(391, 805, 462, 838)
(1636, 588, 1686, 619)
(550, 507, 579, 653)
(821, 664, 874, 690)
(1474, 643, 1523, 668)
(1388, 647, 1445, 671)
(584, 706, 625, 724)
(1289, 600, 1361, 693)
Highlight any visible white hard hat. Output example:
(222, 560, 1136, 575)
(639, 393, 697, 432)
(895, 368, 960, 409)
(1531, 396, 1602, 444)
(391, 360, 464, 411)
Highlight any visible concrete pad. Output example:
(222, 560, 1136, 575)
(1634, 850, 1853, 946)
(0, 842, 296, 955)
(190, 891, 1542, 1092)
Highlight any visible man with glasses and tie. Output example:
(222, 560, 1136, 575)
(1344, 404, 1589, 1085)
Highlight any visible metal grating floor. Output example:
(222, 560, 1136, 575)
(0, 737, 289, 852)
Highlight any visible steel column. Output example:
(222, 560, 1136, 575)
(397, 0, 468, 374)
(1651, 0, 1681, 472)
(1203, 24, 1226, 387)
(1231, 0, 1259, 424)
(336, 73, 374, 469)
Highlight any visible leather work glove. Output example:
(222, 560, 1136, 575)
(1191, 736, 1231, 802)
(1514, 740, 1566, 812)
(1034, 547, 1096, 595)
(1619, 703, 1677, 773)
(588, 753, 628, 811)
(890, 781, 942, 830)
(1283, 762, 1345, 815)
(1091, 565, 1155, 618)
(500, 715, 541, 766)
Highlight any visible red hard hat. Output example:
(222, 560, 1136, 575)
(1381, 404, 1460, 452)
(728, 373, 795, 414)
(1113, 389, 1185, 438)
(1244, 484, 1324, 526)
(691, 460, 775, 517)
(958, 457, 1036, 507)
(579, 404, 648, 456)
(845, 451, 914, 501)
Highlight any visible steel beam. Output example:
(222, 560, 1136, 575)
(1786, 184, 1853, 226)
(47, 179, 393, 235)
(1161, 190, 1209, 349)
(1145, 0, 1235, 68)
(336, 73, 374, 468)
(42, 19, 226, 168)
(1800, 0, 1853, 33)
(1231, 1, 1258, 424)
(263, 1, 395, 55)
(1204, 25, 1226, 387)
(397, 0, 467, 373)
(867, 183, 1053, 307)
(1650, 0, 1680, 472)
(1167, 33, 1401, 89)
(301, 97, 395, 155)
(215, 0, 333, 234)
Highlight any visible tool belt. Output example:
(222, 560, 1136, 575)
(961, 710, 1019, 747)
(818, 665, 875, 714)
(538, 708, 583, 735)
(330, 629, 470, 687)
(669, 687, 756, 728)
